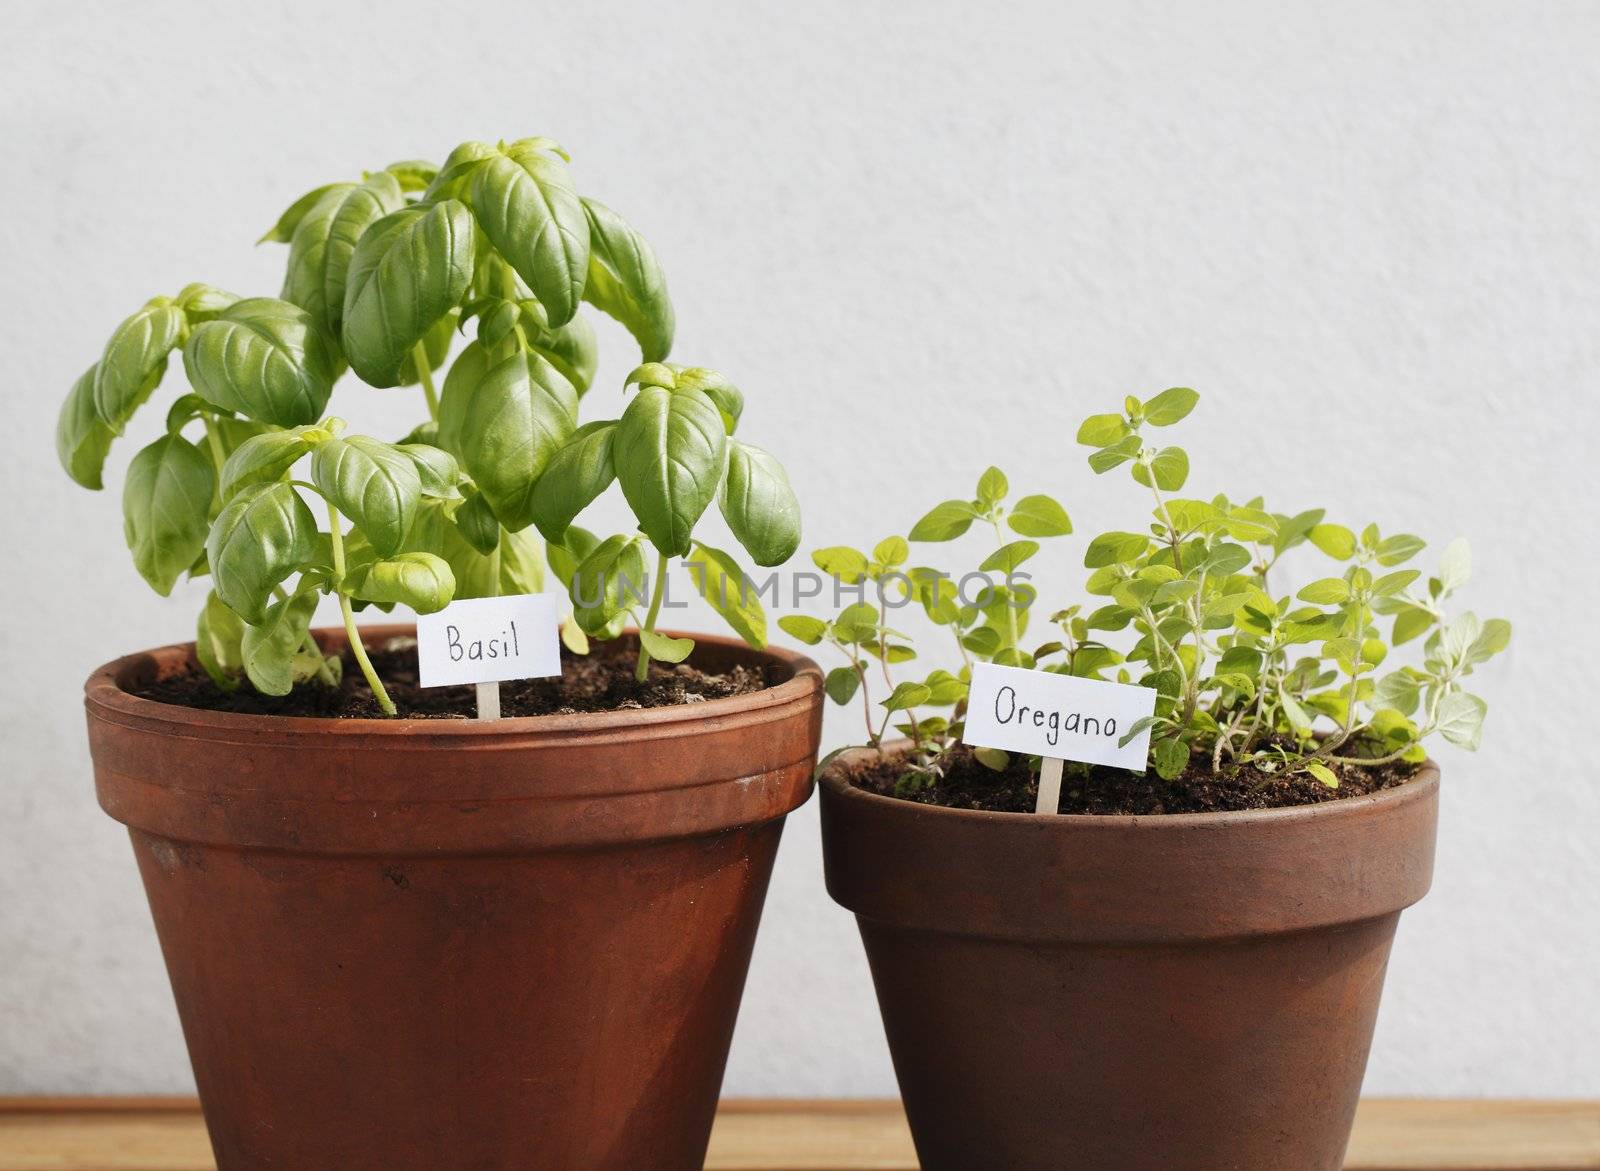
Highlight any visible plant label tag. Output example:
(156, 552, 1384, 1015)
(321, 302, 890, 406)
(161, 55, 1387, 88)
(962, 662, 1158, 772)
(415, 594, 563, 689)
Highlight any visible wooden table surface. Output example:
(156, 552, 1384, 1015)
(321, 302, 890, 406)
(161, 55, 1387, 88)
(1, 1098, 1597, 1170)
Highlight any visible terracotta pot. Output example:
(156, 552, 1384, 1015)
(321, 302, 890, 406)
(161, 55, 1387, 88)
(85, 626, 823, 1171)
(820, 746, 1439, 1171)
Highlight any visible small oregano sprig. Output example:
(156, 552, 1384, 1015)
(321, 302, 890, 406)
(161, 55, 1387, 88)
(59, 138, 796, 711)
(780, 467, 1073, 786)
(788, 389, 1509, 790)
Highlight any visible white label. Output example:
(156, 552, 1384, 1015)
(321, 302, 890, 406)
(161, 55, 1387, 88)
(415, 594, 563, 687)
(962, 662, 1157, 770)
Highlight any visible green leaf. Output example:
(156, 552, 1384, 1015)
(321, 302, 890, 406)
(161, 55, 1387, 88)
(206, 481, 318, 624)
(346, 551, 456, 614)
(259, 182, 345, 244)
(516, 300, 598, 393)
(1007, 494, 1072, 537)
(812, 546, 869, 584)
(311, 435, 422, 558)
(469, 140, 588, 327)
(1437, 537, 1471, 594)
(195, 591, 246, 690)
(341, 201, 476, 387)
(719, 440, 801, 566)
(57, 364, 116, 489)
(1278, 688, 1314, 734)
(1373, 670, 1421, 717)
(674, 368, 743, 433)
(1142, 387, 1199, 426)
(1152, 736, 1189, 779)
(1076, 412, 1127, 447)
(976, 466, 1008, 507)
(824, 665, 861, 705)
(545, 525, 599, 595)
(614, 384, 726, 557)
(1088, 435, 1141, 473)
(832, 601, 880, 644)
(382, 159, 439, 192)
(1304, 760, 1340, 790)
(220, 427, 321, 500)
(453, 488, 501, 555)
(882, 681, 932, 712)
(973, 746, 1010, 771)
(981, 540, 1039, 574)
(455, 351, 580, 532)
(93, 299, 186, 431)
(777, 614, 828, 645)
(1084, 531, 1149, 568)
(1375, 533, 1426, 566)
(183, 298, 338, 427)
(688, 542, 768, 648)
(908, 500, 977, 542)
(530, 420, 617, 543)
(1436, 691, 1487, 750)
(1392, 606, 1435, 646)
(497, 525, 546, 596)
(122, 434, 215, 595)
(581, 196, 674, 361)
(240, 587, 322, 696)
(281, 175, 405, 339)
(639, 629, 694, 664)
(872, 536, 909, 569)
(1298, 578, 1351, 605)
(398, 443, 460, 498)
(395, 308, 460, 388)
(1371, 569, 1421, 597)
(1133, 446, 1188, 492)
(572, 534, 646, 638)
(1467, 618, 1512, 665)
(1308, 523, 1357, 560)
(435, 339, 490, 455)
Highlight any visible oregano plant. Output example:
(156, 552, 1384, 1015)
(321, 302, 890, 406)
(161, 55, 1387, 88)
(788, 388, 1509, 793)
(58, 137, 796, 712)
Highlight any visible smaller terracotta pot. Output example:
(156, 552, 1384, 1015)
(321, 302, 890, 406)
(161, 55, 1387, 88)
(820, 746, 1440, 1171)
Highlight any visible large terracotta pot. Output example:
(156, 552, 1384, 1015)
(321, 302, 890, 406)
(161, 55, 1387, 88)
(85, 626, 823, 1171)
(820, 746, 1439, 1171)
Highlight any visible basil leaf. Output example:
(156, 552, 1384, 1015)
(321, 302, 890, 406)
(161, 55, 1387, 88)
(718, 440, 800, 567)
(454, 351, 579, 532)
(310, 435, 422, 557)
(688, 542, 767, 648)
(94, 298, 186, 431)
(196, 590, 246, 690)
(398, 442, 460, 498)
(614, 385, 725, 557)
(241, 587, 321, 695)
(530, 420, 616, 544)
(581, 196, 673, 361)
(394, 309, 459, 387)
(57, 364, 116, 490)
(341, 200, 476, 387)
(468, 140, 588, 326)
(674, 367, 742, 433)
(183, 297, 338, 427)
(453, 488, 501, 555)
(545, 525, 599, 595)
(573, 534, 645, 638)
(122, 434, 216, 595)
(435, 338, 489, 455)
(206, 481, 318, 624)
(174, 283, 241, 323)
(498, 525, 546, 595)
(220, 427, 320, 501)
(639, 629, 694, 664)
(423, 140, 497, 202)
(519, 300, 598, 393)
(346, 551, 455, 615)
(259, 182, 345, 244)
(282, 174, 405, 339)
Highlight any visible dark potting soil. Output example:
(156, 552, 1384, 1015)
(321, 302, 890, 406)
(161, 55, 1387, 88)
(848, 742, 1422, 815)
(132, 639, 768, 719)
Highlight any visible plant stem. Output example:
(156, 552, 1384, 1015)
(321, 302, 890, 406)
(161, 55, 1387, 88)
(990, 518, 1020, 653)
(326, 501, 396, 716)
(412, 342, 439, 422)
(201, 417, 227, 511)
(634, 549, 670, 683)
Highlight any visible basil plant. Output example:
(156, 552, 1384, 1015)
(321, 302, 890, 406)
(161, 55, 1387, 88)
(57, 137, 798, 711)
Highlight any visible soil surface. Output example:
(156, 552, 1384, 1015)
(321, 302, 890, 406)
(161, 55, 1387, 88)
(132, 638, 768, 719)
(848, 742, 1422, 815)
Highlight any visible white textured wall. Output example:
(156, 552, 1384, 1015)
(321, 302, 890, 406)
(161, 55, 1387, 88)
(2, 0, 1596, 1097)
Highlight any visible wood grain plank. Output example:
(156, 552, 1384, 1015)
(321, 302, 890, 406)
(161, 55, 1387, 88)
(0, 1098, 1594, 1170)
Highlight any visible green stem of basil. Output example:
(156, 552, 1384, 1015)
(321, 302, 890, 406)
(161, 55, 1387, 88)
(412, 342, 439, 422)
(326, 500, 397, 716)
(634, 548, 670, 683)
(201, 417, 227, 511)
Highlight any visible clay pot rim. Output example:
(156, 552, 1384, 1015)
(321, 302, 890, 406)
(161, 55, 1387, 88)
(819, 741, 1440, 830)
(86, 624, 823, 742)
